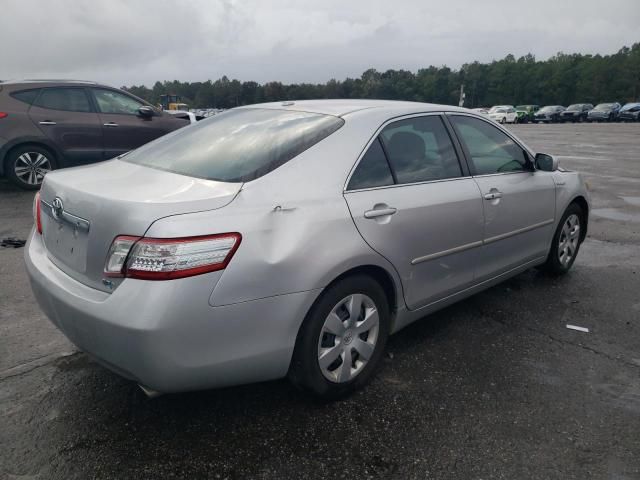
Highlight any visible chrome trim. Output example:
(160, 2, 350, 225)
(410, 219, 554, 265)
(40, 199, 90, 232)
(483, 219, 554, 245)
(411, 240, 483, 265)
(345, 175, 473, 194)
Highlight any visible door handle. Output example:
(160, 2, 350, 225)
(364, 207, 397, 219)
(39, 121, 56, 125)
(484, 190, 503, 200)
(103, 122, 119, 127)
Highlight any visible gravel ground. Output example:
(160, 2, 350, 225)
(1, 123, 639, 479)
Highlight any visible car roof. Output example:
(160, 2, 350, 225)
(0, 79, 113, 90)
(236, 99, 470, 117)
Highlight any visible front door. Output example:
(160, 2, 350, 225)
(344, 114, 485, 310)
(28, 87, 103, 165)
(448, 114, 556, 280)
(90, 88, 168, 159)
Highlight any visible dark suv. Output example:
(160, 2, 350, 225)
(560, 103, 593, 123)
(0, 80, 189, 189)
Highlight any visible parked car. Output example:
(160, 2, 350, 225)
(534, 105, 565, 123)
(560, 104, 593, 123)
(488, 106, 518, 124)
(617, 102, 640, 122)
(515, 105, 540, 123)
(587, 102, 621, 122)
(26, 100, 590, 399)
(0, 80, 189, 189)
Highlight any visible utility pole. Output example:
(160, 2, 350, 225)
(458, 84, 466, 107)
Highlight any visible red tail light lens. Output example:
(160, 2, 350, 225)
(33, 192, 42, 234)
(0, 112, 8, 119)
(104, 233, 242, 280)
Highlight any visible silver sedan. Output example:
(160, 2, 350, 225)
(25, 100, 590, 398)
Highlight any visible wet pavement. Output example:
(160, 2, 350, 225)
(1, 123, 639, 479)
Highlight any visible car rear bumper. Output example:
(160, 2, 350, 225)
(25, 230, 320, 393)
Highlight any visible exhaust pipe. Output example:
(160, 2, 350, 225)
(138, 384, 163, 399)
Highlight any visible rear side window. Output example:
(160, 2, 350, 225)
(348, 138, 394, 190)
(450, 115, 527, 175)
(124, 108, 344, 182)
(33, 88, 91, 112)
(11, 89, 40, 105)
(379, 116, 462, 184)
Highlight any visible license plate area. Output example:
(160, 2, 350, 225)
(42, 209, 90, 273)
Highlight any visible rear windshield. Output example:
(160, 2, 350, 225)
(124, 108, 344, 182)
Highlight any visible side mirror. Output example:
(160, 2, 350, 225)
(535, 153, 558, 172)
(138, 106, 155, 117)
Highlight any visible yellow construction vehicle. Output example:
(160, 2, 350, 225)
(159, 94, 189, 111)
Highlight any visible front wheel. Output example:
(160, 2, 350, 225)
(289, 275, 390, 399)
(541, 203, 585, 275)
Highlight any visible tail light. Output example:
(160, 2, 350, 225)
(33, 192, 42, 234)
(0, 112, 7, 119)
(104, 233, 241, 280)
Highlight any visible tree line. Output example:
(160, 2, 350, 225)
(123, 44, 640, 109)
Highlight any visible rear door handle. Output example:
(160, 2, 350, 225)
(484, 190, 503, 200)
(39, 121, 56, 125)
(364, 207, 397, 219)
(103, 122, 119, 127)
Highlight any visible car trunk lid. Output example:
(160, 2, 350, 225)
(39, 159, 242, 292)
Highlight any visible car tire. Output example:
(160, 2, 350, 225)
(5, 145, 56, 190)
(541, 203, 585, 275)
(289, 274, 390, 399)
(500, 117, 506, 124)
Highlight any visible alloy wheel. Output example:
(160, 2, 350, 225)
(317, 294, 379, 383)
(14, 152, 52, 186)
(558, 214, 581, 267)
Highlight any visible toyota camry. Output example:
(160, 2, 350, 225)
(25, 100, 590, 399)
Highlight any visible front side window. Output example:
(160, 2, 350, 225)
(379, 116, 462, 184)
(93, 89, 145, 114)
(450, 115, 528, 175)
(124, 108, 344, 182)
(33, 88, 91, 112)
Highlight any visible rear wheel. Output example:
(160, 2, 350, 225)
(541, 203, 585, 275)
(5, 145, 55, 190)
(289, 275, 390, 399)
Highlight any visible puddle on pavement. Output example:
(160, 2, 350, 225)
(621, 196, 640, 207)
(591, 208, 640, 223)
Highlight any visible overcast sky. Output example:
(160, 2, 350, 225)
(1, 0, 638, 87)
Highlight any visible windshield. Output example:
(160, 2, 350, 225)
(539, 106, 555, 113)
(124, 108, 344, 182)
(594, 103, 614, 111)
(489, 106, 509, 113)
(621, 103, 640, 112)
(566, 104, 582, 111)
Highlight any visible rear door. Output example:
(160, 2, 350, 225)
(28, 87, 103, 165)
(344, 114, 485, 310)
(89, 88, 173, 159)
(448, 114, 556, 280)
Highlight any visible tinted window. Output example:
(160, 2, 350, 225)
(93, 89, 144, 114)
(125, 108, 344, 182)
(11, 89, 40, 105)
(450, 115, 527, 175)
(379, 116, 461, 184)
(34, 88, 91, 112)
(348, 138, 393, 190)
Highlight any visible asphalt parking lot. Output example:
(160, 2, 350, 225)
(1, 123, 639, 479)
